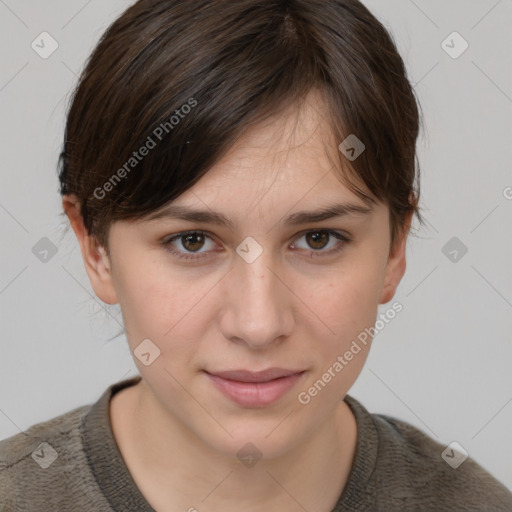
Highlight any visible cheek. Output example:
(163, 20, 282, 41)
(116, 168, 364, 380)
(112, 254, 199, 347)
(303, 258, 384, 345)
(295, 266, 380, 408)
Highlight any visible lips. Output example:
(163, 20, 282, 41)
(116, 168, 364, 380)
(206, 368, 304, 382)
(204, 368, 306, 407)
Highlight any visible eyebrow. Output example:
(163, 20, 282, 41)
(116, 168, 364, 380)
(146, 200, 374, 230)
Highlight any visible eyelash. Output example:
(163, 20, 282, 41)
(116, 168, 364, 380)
(161, 229, 351, 261)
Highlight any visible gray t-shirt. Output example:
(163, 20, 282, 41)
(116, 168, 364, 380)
(1, 376, 511, 511)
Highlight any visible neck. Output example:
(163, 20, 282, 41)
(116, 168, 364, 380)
(110, 380, 357, 512)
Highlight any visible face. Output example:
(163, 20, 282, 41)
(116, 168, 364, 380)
(68, 89, 409, 461)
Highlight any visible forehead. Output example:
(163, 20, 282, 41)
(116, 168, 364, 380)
(172, 90, 370, 206)
(146, 142, 381, 233)
(217, 88, 338, 174)
(139, 88, 387, 233)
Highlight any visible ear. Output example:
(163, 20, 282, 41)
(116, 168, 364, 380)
(62, 194, 118, 305)
(378, 210, 413, 305)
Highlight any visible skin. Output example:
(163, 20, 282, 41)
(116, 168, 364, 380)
(63, 89, 412, 512)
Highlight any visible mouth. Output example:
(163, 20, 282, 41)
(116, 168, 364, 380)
(204, 368, 306, 407)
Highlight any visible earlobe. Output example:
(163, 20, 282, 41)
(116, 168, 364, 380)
(62, 194, 119, 305)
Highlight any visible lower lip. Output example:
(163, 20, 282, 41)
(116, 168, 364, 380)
(205, 371, 305, 407)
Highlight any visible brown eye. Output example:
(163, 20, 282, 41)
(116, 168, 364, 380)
(305, 231, 330, 250)
(292, 229, 350, 258)
(181, 233, 206, 252)
(163, 230, 217, 260)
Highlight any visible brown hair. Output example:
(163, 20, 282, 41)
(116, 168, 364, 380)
(58, 0, 425, 254)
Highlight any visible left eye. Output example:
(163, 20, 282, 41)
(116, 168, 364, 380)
(162, 229, 350, 261)
(291, 230, 349, 255)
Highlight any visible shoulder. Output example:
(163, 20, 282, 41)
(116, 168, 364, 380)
(0, 403, 89, 469)
(370, 408, 512, 511)
(0, 404, 95, 510)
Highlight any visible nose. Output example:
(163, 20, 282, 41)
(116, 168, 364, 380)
(218, 248, 294, 350)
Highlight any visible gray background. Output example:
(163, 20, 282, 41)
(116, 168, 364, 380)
(1, 0, 511, 491)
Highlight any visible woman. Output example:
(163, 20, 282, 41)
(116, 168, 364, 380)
(1, 0, 511, 510)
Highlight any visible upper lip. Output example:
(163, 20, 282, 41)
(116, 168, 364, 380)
(206, 368, 305, 383)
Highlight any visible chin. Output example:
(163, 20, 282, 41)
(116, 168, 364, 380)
(195, 417, 310, 463)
